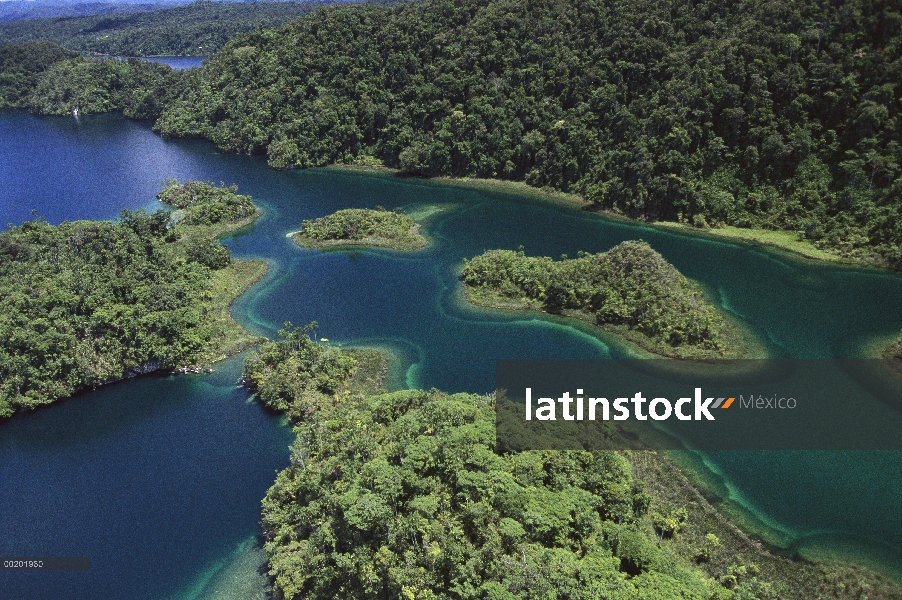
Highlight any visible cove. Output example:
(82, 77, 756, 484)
(3, 110, 902, 595)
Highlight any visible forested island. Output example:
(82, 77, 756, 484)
(462, 240, 741, 359)
(243, 326, 899, 599)
(0, 181, 264, 419)
(157, 178, 256, 225)
(292, 207, 427, 250)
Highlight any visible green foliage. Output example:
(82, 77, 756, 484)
(0, 1, 323, 58)
(253, 365, 709, 598)
(0, 212, 206, 416)
(244, 322, 359, 416)
(697, 533, 721, 563)
(889, 334, 902, 359)
(23, 55, 187, 119)
(462, 240, 730, 356)
(157, 179, 256, 226)
(186, 238, 231, 270)
(152, 0, 902, 267)
(0, 41, 76, 108)
(0, 182, 260, 419)
(294, 207, 427, 250)
(246, 325, 843, 600)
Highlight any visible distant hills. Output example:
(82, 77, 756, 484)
(0, 0, 180, 23)
(0, 0, 382, 56)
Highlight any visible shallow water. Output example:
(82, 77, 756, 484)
(3, 110, 902, 596)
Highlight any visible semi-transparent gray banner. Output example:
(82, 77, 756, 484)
(495, 359, 902, 451)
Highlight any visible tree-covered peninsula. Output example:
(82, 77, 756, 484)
(0, 181, 264, 419)
(27, 55, 187, 119)
(0, 41, 189, 118)
(462, 240, 739, 359)
(245, 328, 736, 599)
(292, 207, 427, 250)
(245, 326, 898, 599)
(148, 0, 902, 268)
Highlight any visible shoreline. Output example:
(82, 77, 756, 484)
(629, 450, 902, 595)
(326, 165, 893, 271)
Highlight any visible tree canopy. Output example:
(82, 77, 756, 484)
(157, 179, 256, 225)
(246, 326, 777, 600)
(0, 41, 77, 107)
(0, 1, 322, 58)
(24, 55, 188, 118)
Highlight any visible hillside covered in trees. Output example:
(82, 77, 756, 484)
(151, 0, 902, 267)
(0, 182, 264, 418)
(0, 0, 175, 24)
(0, 41, 79, 107)
(0, 1, 317, 57)
(0, 41, 189, 117)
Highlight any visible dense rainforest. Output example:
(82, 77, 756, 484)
(462, 240, 737, 359)
(147, 0, 902, 268)
(245, 326, 898, 599)
(245, 327, 737, 599)
(294, 207, 427, 249)
(0, 0, 174, 24)
(0, 1, 320, 57)
(0, 181, 264, 418)
(28, 55, 187, 118)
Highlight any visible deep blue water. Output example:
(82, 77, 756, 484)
(0, 353, 292, 600)
(3, 109, 902, 597)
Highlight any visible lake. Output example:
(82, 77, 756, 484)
(3, 109, 902, 597)
(142, 56, 207, 70)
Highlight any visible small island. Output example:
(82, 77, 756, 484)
(291, 208, 427, 251)
(461, 240, 745, 359)
(157, 178, 257, 226)
(0, 180, 265, 419)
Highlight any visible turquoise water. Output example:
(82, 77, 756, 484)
(3, 110, 902, 596)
